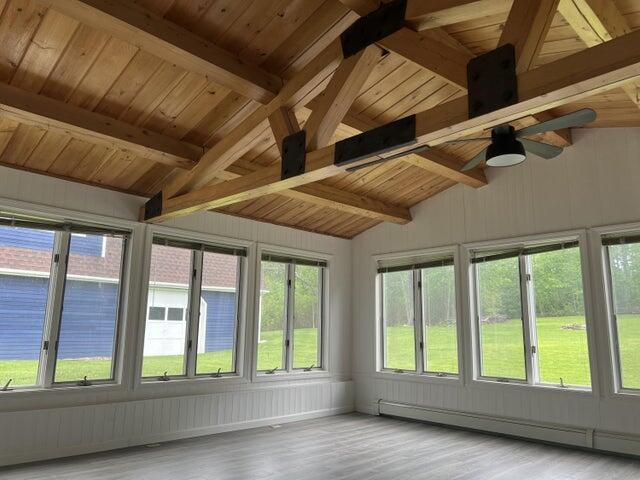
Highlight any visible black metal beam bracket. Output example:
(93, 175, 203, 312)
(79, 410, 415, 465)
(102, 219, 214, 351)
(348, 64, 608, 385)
(334, 115, 416, 170)
(281, 130, 306, 180)
(340, 0, 407, 58)
(467, 43, 518, 119)
(143, 191, 163, 221)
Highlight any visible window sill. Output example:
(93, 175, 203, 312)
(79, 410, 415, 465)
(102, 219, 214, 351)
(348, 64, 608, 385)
(470, 378, 594, 396)
(0, 382, 124, 399)
(253, 369, 331, 383)
(375, 370, 461, 385)
(139, 374, 247, 388)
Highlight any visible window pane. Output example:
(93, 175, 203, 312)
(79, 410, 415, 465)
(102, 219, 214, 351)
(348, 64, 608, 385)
(382, 271, 415, 371)
(476, 257, 526, 379)
(257, 261, 286, 371)
(0, 226, 54, 387)
(607, 242, 640, 389)
(142, 244, 191, 377)
(167, 307, 183, 321)
(421, 265, 458, 374)
(55, 234, 125, 382)
(530, 247, 591, 387)
(196, 252, 239, 375)
(293, 265, 321, 369)
(148, 306, 165, 320)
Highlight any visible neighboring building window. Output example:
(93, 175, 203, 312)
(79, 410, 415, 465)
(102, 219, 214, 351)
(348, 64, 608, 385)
(472, 240, 591, 388)
(0, 216, 129, 390)
(603, 235, 640, 391)
(141, 237, 245, 380)
(257, 253, 326, 374)
(378, 255, 459, 376)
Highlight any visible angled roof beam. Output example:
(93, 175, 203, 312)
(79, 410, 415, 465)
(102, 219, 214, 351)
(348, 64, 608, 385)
(558, 0, 640, 108)
(339, 0, 472, 88)
(304, 45, 382, 150)
(405, 0, 512, 31)
(223, 161, 411, 224)
(498, 0, 571, 147)
(144, 27, 640, 221)
(0, 82, 199, 168)
(39, 0, 283, 104)
(162, 41, 344, 199)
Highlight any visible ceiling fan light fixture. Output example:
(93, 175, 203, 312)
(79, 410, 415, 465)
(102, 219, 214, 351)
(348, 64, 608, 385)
(485, 131, 526, 167)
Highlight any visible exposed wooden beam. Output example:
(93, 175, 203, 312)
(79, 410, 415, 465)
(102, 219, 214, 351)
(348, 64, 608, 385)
(305, 45, 381, 150)
(268, 108, 300, 155)
(558, 0, 640, 108)
(162, 40, 344, 199)
(145, 28, 640, 221)
(40, 0, 283, 104)
(222, 161, 410, 224)
(499, 0, 560, 73)
(338, 0, 472, 89)
(498, 0, 571, 147)
(405, 0, 512, 31)
(0, 82, 199, 169)
(340, 110, 487, 188)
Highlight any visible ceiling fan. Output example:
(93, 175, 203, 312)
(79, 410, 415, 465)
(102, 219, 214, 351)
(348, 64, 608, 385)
(453, 108, 597, 172)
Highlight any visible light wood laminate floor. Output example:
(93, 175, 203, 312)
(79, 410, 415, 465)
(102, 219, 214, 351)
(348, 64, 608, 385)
(3, 413, 640, 479)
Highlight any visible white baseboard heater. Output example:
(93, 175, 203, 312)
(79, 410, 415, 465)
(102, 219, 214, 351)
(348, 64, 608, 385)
(377, 400, 640, 457)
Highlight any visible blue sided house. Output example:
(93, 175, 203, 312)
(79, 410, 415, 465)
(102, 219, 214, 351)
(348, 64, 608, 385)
(0, 227, 237, 362)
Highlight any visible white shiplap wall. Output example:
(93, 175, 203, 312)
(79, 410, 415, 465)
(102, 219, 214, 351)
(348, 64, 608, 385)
(351, 128, 640, 437)
(0, 165, 353, 466)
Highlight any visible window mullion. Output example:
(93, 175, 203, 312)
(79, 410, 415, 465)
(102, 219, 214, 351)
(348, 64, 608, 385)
(414, 270, 424, 375)
(519, 255, 536, 385)
(40, 231, 71, 388)
(185, 250, 203, 378)
(285, 264, 294, 372)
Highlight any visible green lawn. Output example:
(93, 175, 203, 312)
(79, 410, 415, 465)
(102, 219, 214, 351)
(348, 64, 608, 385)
(0, 329, 320, 386)
(385, 315, 640, 388)
(4, 318, 639, 388)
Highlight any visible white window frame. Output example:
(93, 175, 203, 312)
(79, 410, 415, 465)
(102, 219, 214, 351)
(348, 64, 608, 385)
(591, 221, 640, 398)
(374, 245, 463, 385)
(0, 200, 136, 396)
(252, 244, 330, 382)
(464, 230, 598, 394)
(136, 225, 250, 386)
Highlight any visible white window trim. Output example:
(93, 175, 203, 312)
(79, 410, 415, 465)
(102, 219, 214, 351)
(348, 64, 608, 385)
(134, 224, 251, 388)
(590, 220, 640, 399)
(0, 199, 138, 396)
(463, 229, 598, 395)
(251, 243, 331, 382)
(373, 245, 464, 385)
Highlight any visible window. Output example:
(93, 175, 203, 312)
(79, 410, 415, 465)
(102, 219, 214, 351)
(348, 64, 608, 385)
(0, 214, 129, 390)
(257, 253, 326, 374)
(472, 240, 591, 388)
(141, 236, 245, 380)
(378, 255, 459, 376)
(603, 235, 640, 391)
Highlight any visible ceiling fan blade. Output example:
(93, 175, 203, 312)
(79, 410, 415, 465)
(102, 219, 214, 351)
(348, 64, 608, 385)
(520, 138, 563, 159)
(461, 148, 487, 171)
(516, 108, 596, 138)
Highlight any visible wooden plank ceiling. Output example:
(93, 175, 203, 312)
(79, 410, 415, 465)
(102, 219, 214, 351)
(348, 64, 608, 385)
(0, 0, 639, 238)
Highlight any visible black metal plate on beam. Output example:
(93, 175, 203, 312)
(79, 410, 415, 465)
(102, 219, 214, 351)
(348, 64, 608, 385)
(334, 115, 416, 169)
(467, 43, 518, 119)
(144, 191, 163, 221)
(281, 130, 306, 180)
(340, 0, 406, 58)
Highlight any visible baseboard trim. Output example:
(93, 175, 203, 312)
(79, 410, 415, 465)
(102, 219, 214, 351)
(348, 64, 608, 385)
(1, 406, 354, 468)
(376, 400, 640, 457)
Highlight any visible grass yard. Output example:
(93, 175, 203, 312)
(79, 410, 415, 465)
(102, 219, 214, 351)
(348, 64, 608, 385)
(385, 315, 640, 388)
(0, 329, 320, 386)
